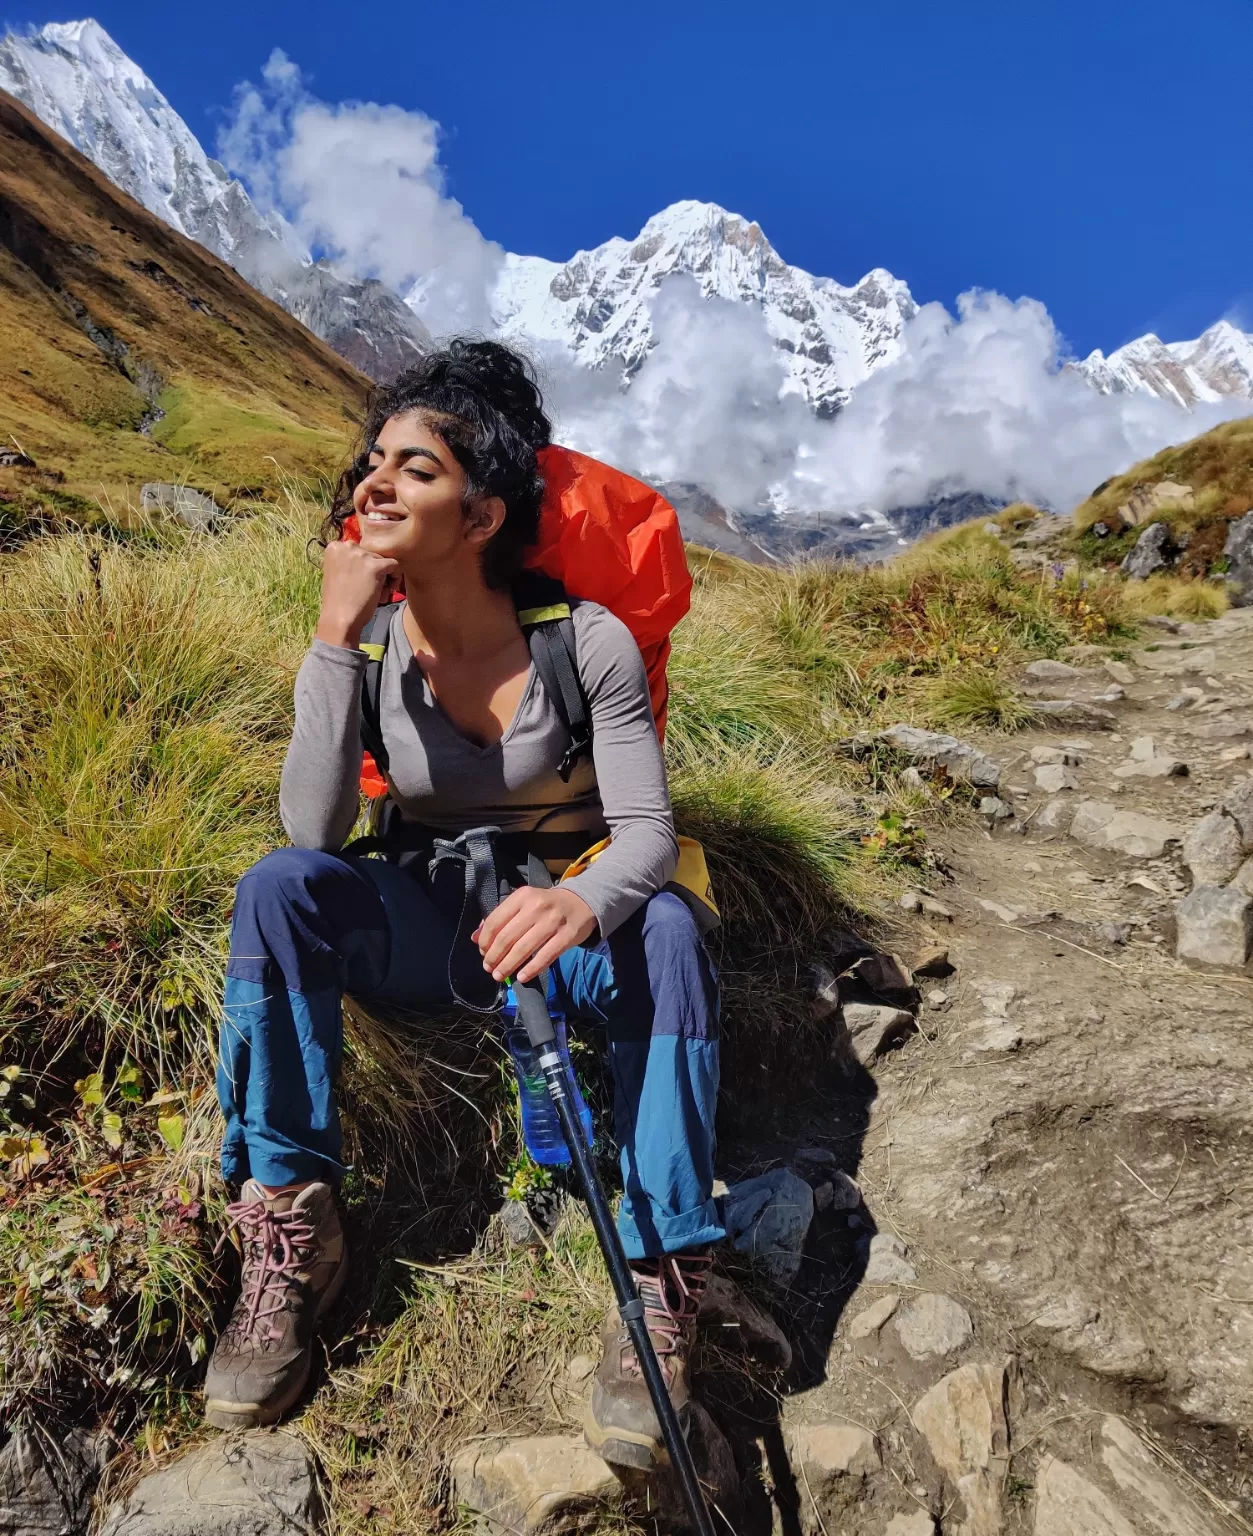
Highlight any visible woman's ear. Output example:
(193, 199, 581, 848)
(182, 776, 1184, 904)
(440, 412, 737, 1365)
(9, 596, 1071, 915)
(465, 495, 506, 549)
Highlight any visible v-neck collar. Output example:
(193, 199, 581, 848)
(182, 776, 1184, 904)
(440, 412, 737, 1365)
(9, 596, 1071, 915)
(390, 601, 537, 756)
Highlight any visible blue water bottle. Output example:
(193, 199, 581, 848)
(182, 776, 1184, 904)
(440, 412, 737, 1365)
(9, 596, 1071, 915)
(501, 986, 594, 1166)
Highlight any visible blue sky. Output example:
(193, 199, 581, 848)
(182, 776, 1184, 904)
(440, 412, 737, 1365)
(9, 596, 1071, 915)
(12, 0, 1253, 358)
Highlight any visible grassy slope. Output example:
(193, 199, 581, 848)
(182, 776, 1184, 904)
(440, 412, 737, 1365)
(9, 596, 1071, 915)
(0, 89, 367, 524)
(0, 505, 1154, 1522)
(1072, 413, 1253, 575)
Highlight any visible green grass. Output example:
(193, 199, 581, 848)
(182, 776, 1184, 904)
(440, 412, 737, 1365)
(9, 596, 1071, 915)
(0, 500, 1170, 1529)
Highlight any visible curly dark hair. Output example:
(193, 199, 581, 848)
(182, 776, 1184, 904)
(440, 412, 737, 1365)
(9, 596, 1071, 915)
(330, 338, 552, 589)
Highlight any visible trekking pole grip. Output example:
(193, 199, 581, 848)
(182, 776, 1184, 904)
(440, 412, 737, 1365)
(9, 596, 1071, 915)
(512, 975, 557, 1049)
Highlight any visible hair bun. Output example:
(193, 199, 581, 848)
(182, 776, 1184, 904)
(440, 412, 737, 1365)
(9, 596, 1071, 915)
(443, 339, 551, 451)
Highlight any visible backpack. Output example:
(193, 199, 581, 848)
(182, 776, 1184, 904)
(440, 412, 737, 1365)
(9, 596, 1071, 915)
(342, 446, 718, 929)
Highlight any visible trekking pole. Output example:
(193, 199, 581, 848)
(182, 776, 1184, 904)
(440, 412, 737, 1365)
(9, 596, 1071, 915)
(511, 975, 719, 1536)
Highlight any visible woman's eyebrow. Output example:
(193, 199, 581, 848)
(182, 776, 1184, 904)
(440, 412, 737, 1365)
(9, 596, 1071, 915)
(396, 445, 443, 466)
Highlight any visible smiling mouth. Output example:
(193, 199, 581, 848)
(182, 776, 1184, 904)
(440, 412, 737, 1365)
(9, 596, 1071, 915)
(364, 510, 404, 523)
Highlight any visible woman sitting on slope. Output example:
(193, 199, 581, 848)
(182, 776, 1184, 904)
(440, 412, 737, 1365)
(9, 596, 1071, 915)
(205, 340, 722, 1472)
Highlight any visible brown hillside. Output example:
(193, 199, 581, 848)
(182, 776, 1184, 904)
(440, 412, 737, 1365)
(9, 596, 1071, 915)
(0, 87, 368, 525)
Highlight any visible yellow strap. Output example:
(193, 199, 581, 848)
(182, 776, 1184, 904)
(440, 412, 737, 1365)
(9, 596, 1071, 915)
(358, 642, 386, 662)
(517, 603, 572, 626)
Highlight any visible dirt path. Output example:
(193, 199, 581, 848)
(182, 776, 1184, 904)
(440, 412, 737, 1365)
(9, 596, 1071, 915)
(775, 605, 1253, 1533)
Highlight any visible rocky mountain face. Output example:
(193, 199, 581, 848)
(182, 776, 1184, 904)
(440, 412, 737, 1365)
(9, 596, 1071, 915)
(0, 20, 431, 380)
(1075, 318, 1253, 408)
(489, 199, 918, 417)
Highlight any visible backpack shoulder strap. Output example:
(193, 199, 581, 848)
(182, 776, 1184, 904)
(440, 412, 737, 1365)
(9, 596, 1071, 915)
(514, 573, 592, 783)
(358, 602, 397, 774)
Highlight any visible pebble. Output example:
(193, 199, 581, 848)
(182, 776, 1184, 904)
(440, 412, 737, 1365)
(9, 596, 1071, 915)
(1035, 763, 1080, 793)
(979, 796, 1013, 820)
(920, 895, 954, 920)
(1105, 660, 1135, 686)
(1031, 745, 1081, 766)
(861, 1231, 917, 1285)
(900, 766, 927, 792)
(847, 1293, 900, 1339)
(978, 898, 1020, 923)
(899, 889, 924, 912)
(1098, 922, 1131, 945)
(1024, 658, 1083, 682)
(925, 988, 950, 1010)
(894, 1293, 974, 1359)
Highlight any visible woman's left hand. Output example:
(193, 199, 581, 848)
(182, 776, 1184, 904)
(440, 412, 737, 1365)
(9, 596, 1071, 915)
(474, 886, 598, 985)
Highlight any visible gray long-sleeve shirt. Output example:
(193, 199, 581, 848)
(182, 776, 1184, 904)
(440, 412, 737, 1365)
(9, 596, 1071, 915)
(279, 599, 678, 937)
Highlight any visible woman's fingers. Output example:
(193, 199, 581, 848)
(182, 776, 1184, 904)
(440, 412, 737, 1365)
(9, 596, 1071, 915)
(489, 920, 557, 984)
(514, 931, 574, 985)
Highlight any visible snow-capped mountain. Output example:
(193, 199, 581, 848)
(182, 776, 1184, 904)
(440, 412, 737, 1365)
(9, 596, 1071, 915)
(1075, 320, 1253, 408)
(0, 19, 430, 379)
(488, 201, 918, 417)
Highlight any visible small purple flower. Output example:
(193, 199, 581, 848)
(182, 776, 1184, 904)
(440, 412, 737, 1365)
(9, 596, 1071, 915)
(1050, 561, 1065, 581)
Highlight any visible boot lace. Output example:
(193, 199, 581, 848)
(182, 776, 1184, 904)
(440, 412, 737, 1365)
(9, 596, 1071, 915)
(216, 1198, 316, 1350)
(620, 1250, 713, 1381)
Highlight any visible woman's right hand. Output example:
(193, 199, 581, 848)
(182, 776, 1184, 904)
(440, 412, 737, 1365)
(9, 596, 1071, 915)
(314, 542, 399, 649)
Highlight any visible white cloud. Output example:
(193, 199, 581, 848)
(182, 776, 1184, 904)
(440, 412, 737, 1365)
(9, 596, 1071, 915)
(221, 65, 1247, 519)
(219, 51, 503, 334)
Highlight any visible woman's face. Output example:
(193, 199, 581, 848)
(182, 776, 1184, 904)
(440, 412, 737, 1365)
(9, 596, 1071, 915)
(351, 410, 503, 570)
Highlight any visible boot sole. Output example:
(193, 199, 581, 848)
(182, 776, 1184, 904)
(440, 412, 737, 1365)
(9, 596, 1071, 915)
(203, 1249, 350, 1430)
(584, 1404, 668, 1471)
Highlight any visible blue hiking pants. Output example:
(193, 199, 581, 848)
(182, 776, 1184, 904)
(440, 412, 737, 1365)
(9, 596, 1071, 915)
(217, 847, 724, 1259)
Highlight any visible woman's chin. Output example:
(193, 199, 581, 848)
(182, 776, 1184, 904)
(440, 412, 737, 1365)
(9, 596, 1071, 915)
(357, 519, 408, 553)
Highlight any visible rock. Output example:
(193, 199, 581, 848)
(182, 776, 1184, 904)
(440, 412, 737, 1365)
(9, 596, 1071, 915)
(1034, 764, 1079, 793)
(1182, 810, 1245, 886)
(978, 898, 1021, 923)
(786, 1423, 881, 1484)
(1031, 745, 1081, 765)
(1219, 745, 1253, 762)
(920, 896, 954, 920)
(979, 796, 1013, 820)
(699, 1273, 793, 1368)
(926, 988, 950, 1010)
(1095, 686, 1126, 703)
(894, 1294, 974, 1359)
(1092, 520, 1111, 538)
(841, 1002, 918, 1063)
(1189, 718, 1253, 741)
(825, 1169, 863, 1210)
(843, 951, 916, 1000)
(1121, 520, 1174, 579)
(884, 1516, 937, 1536)
(1221, 775, 1253, 848)
(914, 946, 954, 977)
(1175, 886, 1253, 968)
(811, 963, 841, 1019)
(862, 1232, 917, 1285)
(848, 1293, 900, 1339)
(901, 766, 928, 792)
(974, 980, 1016, 1017)
(1117, 480, 1194, 527)
(968, 1020, 1024, 1054)
(913, 1362, 1011, 1536)
(1069, 802, 1183, 859)
(1104, 660, 1135, 686)
(1034, 1457, 1137, 1536)
(564, 1353, 596, 1391)
(1024, 659, 1083, 682)
(1034, 798, 1075, 833)
(1130, 735, 1156, 761)
(1112, 757, 1187, 779)
(1223, 509, 1253, 605)
(1140, 645, 1217, 677)
(900, 889, 924, 912)
(499, 1200, 542, 1248)
(0, 1429, 105, 1536)
(139, 482, 227, 531)
(1098, 1417, 1216, 1536)
(1233, 856, 1253, 897)
(99, 1431, 324, 1536)
(1032, 699, 1116, 729)
(451, 1434, 620, 1536)
(1098, 923, 1130, 946)
(723, 1169, 815, 1285)
(877, 725, 1002, 789)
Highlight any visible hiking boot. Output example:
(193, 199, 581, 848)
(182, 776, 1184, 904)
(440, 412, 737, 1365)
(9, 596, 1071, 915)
(203, 1180, 347, 1430)
(585, 1248, 712, 1470)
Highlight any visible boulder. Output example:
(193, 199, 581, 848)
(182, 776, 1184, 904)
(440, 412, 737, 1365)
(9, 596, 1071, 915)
(723, 1169, 814, 1285)
(1034, 764, 1079, 794)
(876, 726, 1002, 789)
(0, 1429, 105, 1536)
(98, 1431, 324, 1536)
(847, 1294, 900, 1339)
(1069, 801, 1183, 859)
(1024, 659, 1082, 682)
(1223, 509, 1253, 606)
(841, 1002, 918, 1064)
(894, 1294, 974, 1360)
(1098, 1417, 1216, 1536)
(1033, 1457, 1136, 1536)
(1221, 775, 1253, 848)
(1121, 521, 1174, 579)
(139, 482, 227, 532)
(1175, 886, 1253, 968)
(699, 1273, 793, 1368)
(1181, 810, 1245, 886)
(913, 1361, 1011, 1536)
(1116, 480, 1194, 527)
(450, 1435, 621, 1536)
(861, 1231, 917, 1285)
(1232, 856, 1253, 897)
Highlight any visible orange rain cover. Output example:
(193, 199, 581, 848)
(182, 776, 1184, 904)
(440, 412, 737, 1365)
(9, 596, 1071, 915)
(344, 444, 691, 796)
